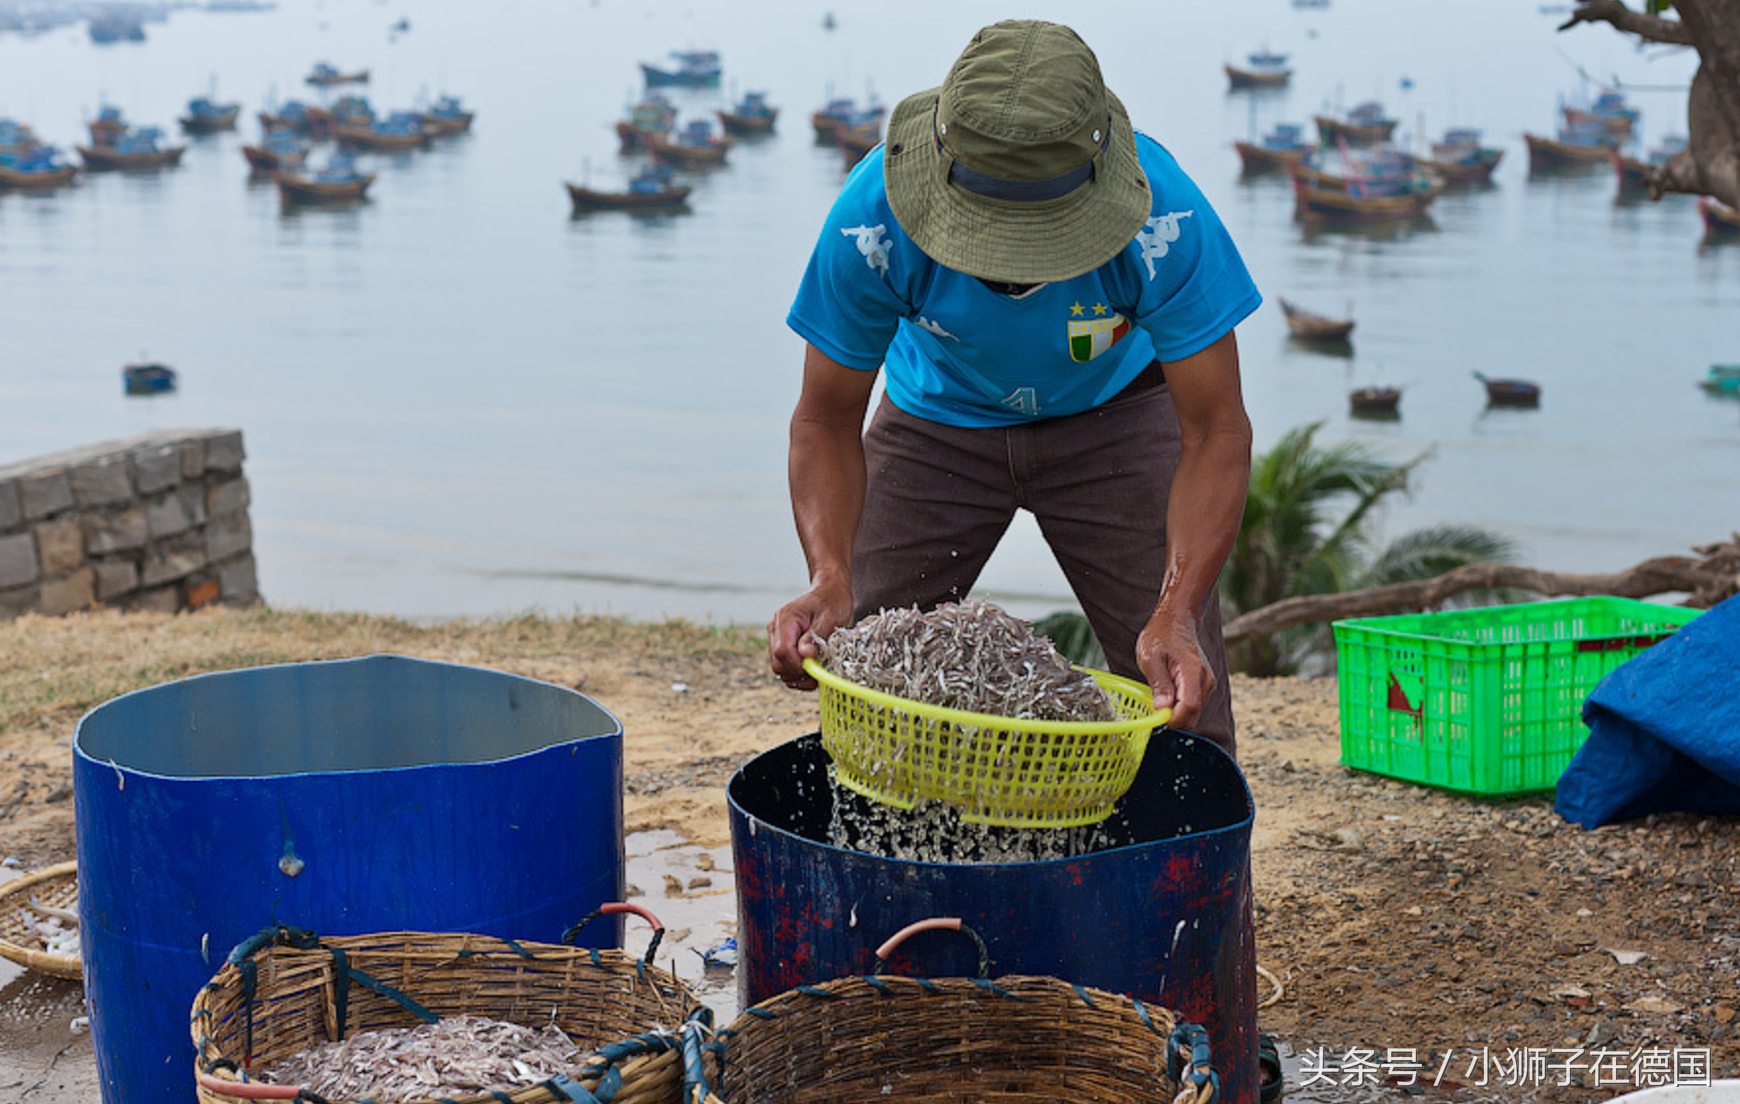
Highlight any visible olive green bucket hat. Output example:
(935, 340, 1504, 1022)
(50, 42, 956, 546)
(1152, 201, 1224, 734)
(883, 19, 1150, 284)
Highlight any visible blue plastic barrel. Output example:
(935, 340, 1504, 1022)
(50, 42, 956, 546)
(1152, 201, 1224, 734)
(72, 654, 625, 1104)
(728, 730, 1258, 1104)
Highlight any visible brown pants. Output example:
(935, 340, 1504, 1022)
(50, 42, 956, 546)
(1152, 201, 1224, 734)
(851, 378, 1237, 755)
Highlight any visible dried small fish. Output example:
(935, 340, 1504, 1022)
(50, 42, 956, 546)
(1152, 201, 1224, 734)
(821, 599, 1115, 723)
(262, 1014, 595, 1101)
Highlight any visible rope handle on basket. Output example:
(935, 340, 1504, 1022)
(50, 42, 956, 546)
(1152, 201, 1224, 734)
(562, 901, 665, 963)
(871, 917, 990, 979)
(1166, 1022, 1220, 1104)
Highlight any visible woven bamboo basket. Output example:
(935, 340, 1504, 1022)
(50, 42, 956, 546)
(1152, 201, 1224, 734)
(190, 904, 723, 1104)
(0, 860, 82, 981)
(710, 919, 1219, 1104)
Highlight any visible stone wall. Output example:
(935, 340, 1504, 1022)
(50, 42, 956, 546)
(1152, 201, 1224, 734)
(0, 429, 260, 619)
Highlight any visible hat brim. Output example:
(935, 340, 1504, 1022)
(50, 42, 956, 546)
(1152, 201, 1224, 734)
(882, 85, 1150, 284)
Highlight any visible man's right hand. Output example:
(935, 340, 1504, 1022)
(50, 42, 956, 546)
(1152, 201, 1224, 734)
(768, 577, 853, 690)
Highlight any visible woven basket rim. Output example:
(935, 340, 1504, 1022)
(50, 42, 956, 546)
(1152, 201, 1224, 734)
(0, 860, 81, 980)
(190, 928, 713, 1104)
(803, 657, 1166, 734)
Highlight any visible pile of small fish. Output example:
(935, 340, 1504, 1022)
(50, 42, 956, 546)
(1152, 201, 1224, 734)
(820, 599, 1115, 722)
(262, 1014, 594, 1100)
(19, 896, 80, 958)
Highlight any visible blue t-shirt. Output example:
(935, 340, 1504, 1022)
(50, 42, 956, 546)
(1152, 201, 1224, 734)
(787, 133, 1262, 428)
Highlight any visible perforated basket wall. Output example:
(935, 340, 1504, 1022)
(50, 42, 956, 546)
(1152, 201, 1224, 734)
(1334, 597, 1701, 795)
(806, 659, 1164, 828)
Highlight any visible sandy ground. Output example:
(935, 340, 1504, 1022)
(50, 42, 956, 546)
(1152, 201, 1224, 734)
(0, 607, 1735, 1102)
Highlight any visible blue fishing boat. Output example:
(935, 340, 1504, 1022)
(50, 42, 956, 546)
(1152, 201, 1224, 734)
(306, 61, 369, 87)
(77, 126, 186, 171)
(1225, 49, 1291, 90)
(1525, 117, 1617, 172)
(419, 94, 474, 136)
(1701, 196, 1740, 237)
(0, 144, 78, 189)
(811, 96, 884, 143)
(1421, 127, 1505, 184)
(1698, 364, 1740, 395)
(241, 128, 309, 172)
(0, 118, 40, 153)
(718, 90, 778, 136)
(276, 152, 376, 205)
(87, 104, 128, 147)
(88, 13, 144, 42)
(336, 110, 428, 151)
(1612, 133, 1686, 193)
(1315, 101, 1397, 146)
(566, 163, 692, 214)
(641, 49, 721, 88)
(1563, 88, 1639, 139)
(615, 92, 677, 152)
(1235, 121, 1311, 173)
(123, 362, 177, 395)
(645, 117, 731, 167)
(180, 96, 241, 134)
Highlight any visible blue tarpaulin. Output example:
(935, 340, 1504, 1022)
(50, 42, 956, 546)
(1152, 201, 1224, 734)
(1555, 592, 1740, 828)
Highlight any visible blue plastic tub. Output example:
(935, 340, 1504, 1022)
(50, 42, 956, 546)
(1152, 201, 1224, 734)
(72, 654, 625, 1104)
(728, 730, 1258, 1104)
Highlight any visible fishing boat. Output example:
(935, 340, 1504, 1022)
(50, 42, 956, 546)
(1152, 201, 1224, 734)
(1290, 146, 1441, 222)
(0, 145, 79, 189)
(335, 111, 428, 151)
(1612, 134, 1686, 194)
(718, 90, 778, 136)
(1524, 119, 1617, 172)
(259, 99, 320, 134)
(565, 163, 692, 214)
(1419, 127, 1505, 184)
(241, 129, 309, 172)
(275, 153, 376, 205)
(1279, 297, 1355, 342)
(1563, 88, 1639, 140)
(1314, 102, 1397, 146)
(641, 49, 721, 88)
(305, 61, 369, 87)
(87, 104, 129, 147)
(418, 95, 474, 136)
(1697, 364, 1740, 395)
(646, 118, 731, 167)
(77, 126, 186, 170)
(1234, 122, 1311, 174)
(328, 94, 376, 128)
(1349, 386, 1401, 417)
(837, 118, 882, 168)
(812, 96, 884, 143)
(179, 96, 241, 134)
(1701, 196, 1740, 237)
(0, 118, 41, 153)
(88, 13, 144, 42)
(1474, 371, 1540, 407)
(615, 93, 677, 152)
(123, 362, 177, 395)
(1225, 49, 1291, 90)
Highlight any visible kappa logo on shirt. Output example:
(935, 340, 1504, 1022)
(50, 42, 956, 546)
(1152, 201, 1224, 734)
(841, 223, 892, 278)
(1137, 210, 1194, 280)
(1066, 301, 1130, 362)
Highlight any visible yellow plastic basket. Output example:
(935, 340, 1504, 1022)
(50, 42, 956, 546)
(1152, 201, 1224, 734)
(803, 658, 1169, 828)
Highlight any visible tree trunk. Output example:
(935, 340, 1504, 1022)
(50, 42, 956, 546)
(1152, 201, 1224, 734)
(1222, 537, 1740, 647)
(1564, 0, 1740, 208)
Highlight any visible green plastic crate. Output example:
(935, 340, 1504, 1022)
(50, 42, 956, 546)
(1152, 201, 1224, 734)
(1332, 597, 1701, 795)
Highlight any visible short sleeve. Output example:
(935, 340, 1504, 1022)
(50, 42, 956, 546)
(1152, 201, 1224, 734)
(786, 151, 915, 371)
